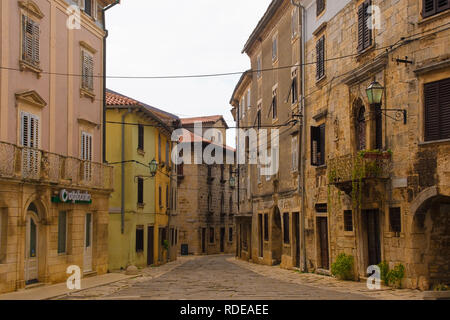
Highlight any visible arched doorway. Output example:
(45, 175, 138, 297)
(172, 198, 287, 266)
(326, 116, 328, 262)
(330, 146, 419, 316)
(412, 193, 450, 288)
(25, 202, 40, 285)
(271, 206, 282, 265)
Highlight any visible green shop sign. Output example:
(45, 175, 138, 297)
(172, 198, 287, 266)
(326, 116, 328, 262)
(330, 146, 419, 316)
(52, 189, 92, 204)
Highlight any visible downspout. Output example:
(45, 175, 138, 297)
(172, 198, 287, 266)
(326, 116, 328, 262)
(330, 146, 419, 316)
(102, 0, 120, 163)
(292, 0, 307, 272)
(121, 108, 132, 234)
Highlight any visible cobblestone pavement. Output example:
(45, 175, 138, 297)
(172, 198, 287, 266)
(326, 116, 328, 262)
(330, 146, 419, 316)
(57, 255, 424, 300)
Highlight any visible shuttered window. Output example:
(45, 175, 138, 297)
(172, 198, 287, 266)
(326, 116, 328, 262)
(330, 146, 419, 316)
(316, 36, 325, 80)
(138, 125, 144, 150)
(317, 0, 326, 16)
(21, 112, 40, 178)
(311, 124, 325, 166)
(358, 0, 373, 53)
(422, 0, 450, 18)
(137, 177, 144, 205)
(22, 15, 40, 66)
(81, 50, 94, 91)
(424, 78, 450, 141)
(81, 132, 93, 180)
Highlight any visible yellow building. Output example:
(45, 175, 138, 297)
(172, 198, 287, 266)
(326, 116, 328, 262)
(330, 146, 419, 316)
(106, 90, 179, 270)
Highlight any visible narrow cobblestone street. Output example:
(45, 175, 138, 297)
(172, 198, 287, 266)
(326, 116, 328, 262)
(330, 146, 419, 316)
(57, 255, 423, 300)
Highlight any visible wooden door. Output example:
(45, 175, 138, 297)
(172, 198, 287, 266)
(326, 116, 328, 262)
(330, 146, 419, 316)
(201, 228, 206, 253)
(25, 213, 38, 284)
(147, 226, 154, 265)
(220, 228, 225, 253)
(83, 213, 93, 272)
(365, 209, 381, 267)
(317, 217, 329, 269)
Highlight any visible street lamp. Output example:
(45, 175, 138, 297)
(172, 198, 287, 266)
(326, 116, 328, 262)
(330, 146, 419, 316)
(149, 159, 158, 177)
(366, 81, 384, 106)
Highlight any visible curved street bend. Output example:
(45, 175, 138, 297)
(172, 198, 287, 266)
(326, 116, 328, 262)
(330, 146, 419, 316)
(57, 255, 422, 300)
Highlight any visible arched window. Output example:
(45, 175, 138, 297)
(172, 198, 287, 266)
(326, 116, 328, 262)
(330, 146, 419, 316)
(356, 105, 366, 151)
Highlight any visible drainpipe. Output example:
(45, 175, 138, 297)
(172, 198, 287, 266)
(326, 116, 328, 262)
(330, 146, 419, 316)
(121, 108, 132, 234)
(102, 0, 120, 163)
(292, 0, 307, 272)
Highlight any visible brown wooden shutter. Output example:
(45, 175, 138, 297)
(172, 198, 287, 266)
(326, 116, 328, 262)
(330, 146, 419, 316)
(32, 23, 40, 65)
(316, 37, 325, 80)
(423, 0, 437, 17)
(424, 81, 441, 141)
(437, 0, 450, 12)
(439, 78, 450, 139)
(317, 0, 325, 16)
(364, 0, 372, 49)
(357, 3, 365, 52)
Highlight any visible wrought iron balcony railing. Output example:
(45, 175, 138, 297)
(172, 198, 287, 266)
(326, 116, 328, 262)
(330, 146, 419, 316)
(0, 141, 113, 190)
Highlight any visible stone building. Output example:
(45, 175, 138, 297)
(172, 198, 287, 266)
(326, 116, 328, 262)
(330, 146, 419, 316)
(301, 0, 450, 290)
(231, 0, 303, 268)
(0, 0, 118, 293)
(232, 0, 450, 290)
(176, 116, 237, 255)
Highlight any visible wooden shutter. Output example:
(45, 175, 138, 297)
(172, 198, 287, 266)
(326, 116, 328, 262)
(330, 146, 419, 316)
(423, 0, 436, 17)
(317, 0, 326, 16)
(319, 124, 325, 165)
(358, 1, 372, 52)
(316, 36, 325, 80)
(437, 0, 450, 12)
(311, 126, 320, 166)
(424, 81, 441, 141)
(32, 23, 40, 65)
(82, 51, 94, 90)
(23, 16, 34, 63)
(357, 3, 365, 52)
(440, 78, 450, 139)
(21, 112, 29, 147)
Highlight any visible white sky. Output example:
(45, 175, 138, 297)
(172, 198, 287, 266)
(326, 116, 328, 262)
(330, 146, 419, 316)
(105, 0, 272, 147)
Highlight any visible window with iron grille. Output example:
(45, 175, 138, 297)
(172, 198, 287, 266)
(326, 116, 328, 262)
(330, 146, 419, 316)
(344, 210, 353, 232)
(136, 226, 144, 252)
(137, 178, 144, 205)
(264, 213, 269, 241)
(311, 124, 325, 166)
(424, 78, 450, 141)
(358, 0, 373, 53)
(283, 213, 290, 244)
(317, 0, 326, 16)
(389, 207, 401, 233)
(22, 15, 40, 67)
(316, 36, 325, 80)
(422, 0, 450, 18)
(138, 125, 144, 150)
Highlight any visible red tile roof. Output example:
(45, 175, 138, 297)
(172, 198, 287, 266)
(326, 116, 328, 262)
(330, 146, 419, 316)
(106, 90, 139, 106)
(181, 115, 224, 125)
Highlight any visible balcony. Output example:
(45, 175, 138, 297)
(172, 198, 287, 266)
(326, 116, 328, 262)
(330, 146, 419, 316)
(0, 141, 113, 190)
(328, 152, 391, 194)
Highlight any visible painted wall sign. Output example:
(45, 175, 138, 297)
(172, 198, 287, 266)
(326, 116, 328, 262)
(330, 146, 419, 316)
(52, 189, 92, 204)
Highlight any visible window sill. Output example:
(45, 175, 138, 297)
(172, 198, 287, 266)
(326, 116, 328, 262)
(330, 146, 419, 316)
(315, 75, 327, 87)
(80, 88, 96, 102)
(419, 138, 450, 146)
(418, 10, 450, 26)
(356, 43, 376, 60)
(343, 231, 355, 237)
(137, 203, 145, 209)
(137, 149, 145, 156)
(19, 60, 42, 79)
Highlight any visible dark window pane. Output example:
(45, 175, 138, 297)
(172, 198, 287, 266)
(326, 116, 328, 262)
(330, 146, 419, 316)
(283, 213, 290, 244)
(58, 211, 67, 254)
(344, 210, 353, 232)
(389, 207, 401, 233)
(136, 227, 144, 252)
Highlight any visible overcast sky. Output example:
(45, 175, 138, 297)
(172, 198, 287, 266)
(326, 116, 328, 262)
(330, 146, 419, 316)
(105, 0, 272, 147)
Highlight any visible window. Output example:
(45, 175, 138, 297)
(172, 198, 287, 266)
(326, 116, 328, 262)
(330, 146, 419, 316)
(21, 112, 40, 178)
(389, 207, 401, 233)
(316, 35, 325, 80)
(138, 125, 144, 151)
(220, 192, 225, 214)
(257, 55, 262, 78)
(159, 186, 162, 208)
(272, 36, 278, 62)
(165, 141, 170, 164)
(136, 226, 144, 252)
(58, 211, 67, 254)
(317, 0, 326, 16)
(220, 164, 225, 182)
(358, 0, 373, 53)
(137, 177, 144, 205)
(158, 134, 162, 164)
(0, 210, 7, 263)
(241, 97, 246, 118)
(166, 185, 169, 209)
(264, 213, 269, 241)
(81, 50, 94, 91)
(283, 213, 290, 244)
(291, 8, 299, 39)
(344, 210, 353, 232)
(291, 72, 298, 105)
(311, 124, 326, 166)
(21, 15, 40, 67)
(247, 89, 251, 109)
(229, 228, 233, 242)
(424, 78, 450, 141)
(292, 135, 298, 172)
(422, 0, 450, 18)
(209, 227, 215, 243)
(84, 0, 92, 16)
(81, 131, 93, 181)
(175, 229, 178, 245)
(229, 196, 233, 214)
(257, 109, 262, 129)
(208, 192, 213, 212)
(271, 89, 278, 119)
(356, 105, 367, 151)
